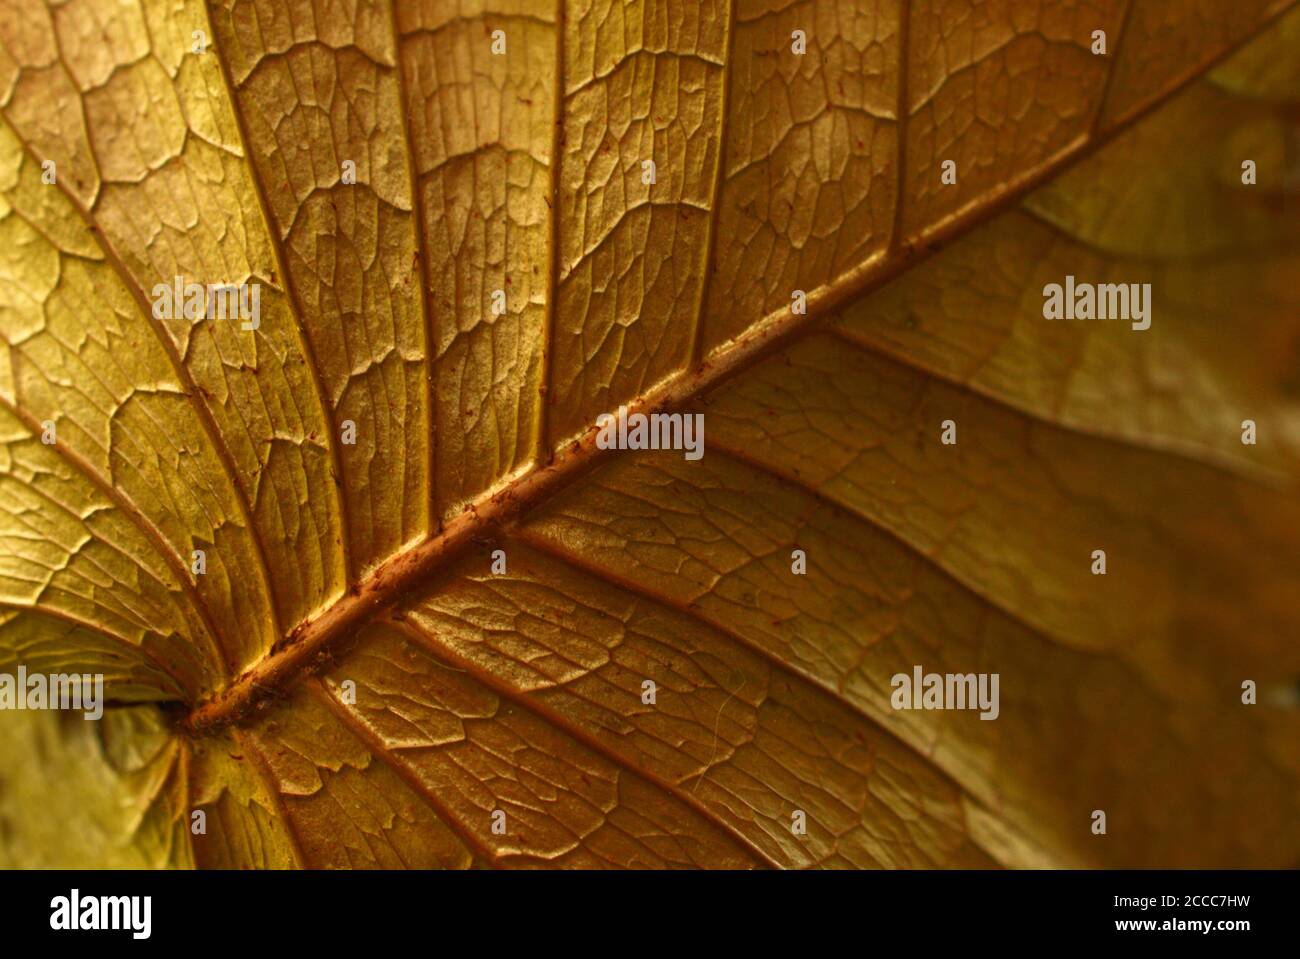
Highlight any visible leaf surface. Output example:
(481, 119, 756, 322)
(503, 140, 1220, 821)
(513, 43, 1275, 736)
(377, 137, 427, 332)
(0, 0, 1297, 868)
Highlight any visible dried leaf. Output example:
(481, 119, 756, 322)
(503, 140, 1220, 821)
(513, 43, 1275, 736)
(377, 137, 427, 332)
(0, 0, 1297, 869)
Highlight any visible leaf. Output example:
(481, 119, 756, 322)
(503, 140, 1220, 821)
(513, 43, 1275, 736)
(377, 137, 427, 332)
(0, 0, 1297, 869)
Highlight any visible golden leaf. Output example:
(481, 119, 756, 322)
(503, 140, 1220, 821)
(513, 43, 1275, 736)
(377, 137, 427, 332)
(0, 0, 1297, 869)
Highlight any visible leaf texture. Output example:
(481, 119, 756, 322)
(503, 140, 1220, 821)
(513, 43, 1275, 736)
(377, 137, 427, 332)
(0, 0, 1298, 869)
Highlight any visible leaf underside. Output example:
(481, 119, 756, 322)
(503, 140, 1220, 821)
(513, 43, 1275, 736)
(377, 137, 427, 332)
(0, 0, 1298, 869)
